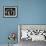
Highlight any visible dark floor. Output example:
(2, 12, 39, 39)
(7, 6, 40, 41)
(19, 39, 46, 46)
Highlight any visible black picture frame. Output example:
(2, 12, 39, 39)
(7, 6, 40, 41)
(3, 6, 17, 18)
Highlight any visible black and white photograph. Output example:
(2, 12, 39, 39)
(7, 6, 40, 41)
(18, 24, 46, 46)
(3, 6, 17, 17)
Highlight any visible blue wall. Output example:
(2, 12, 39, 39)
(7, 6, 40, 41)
(0, 0, 46, 44)
(0, 0, 18, 44)
(18, 0, 46, 24)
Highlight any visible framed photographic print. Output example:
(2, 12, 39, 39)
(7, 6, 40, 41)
(3, 6, 17, 18)
(18, 24, 46, 42)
